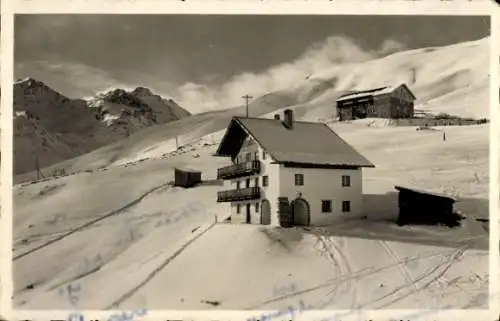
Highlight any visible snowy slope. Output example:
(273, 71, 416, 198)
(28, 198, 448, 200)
(15, 37, 489, 183)
(12, 37, 490, 310)
(14, 91, 299, 183)
(13, 122, 489, 309)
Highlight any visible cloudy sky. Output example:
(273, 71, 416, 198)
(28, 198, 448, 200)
(15, 14, 490, 112)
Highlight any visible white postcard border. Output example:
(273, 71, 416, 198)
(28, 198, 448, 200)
(1, 1, 498, 321)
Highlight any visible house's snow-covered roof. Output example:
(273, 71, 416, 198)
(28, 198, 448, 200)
(336, 83, 416, 102)
(215, 116, 375, 168)
(175, 166, 201, 173)
(336, 86, 395, 102)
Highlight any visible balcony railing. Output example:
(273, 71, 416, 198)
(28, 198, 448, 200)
(217, 160, 261, 180)
(217, 187, 261, 202)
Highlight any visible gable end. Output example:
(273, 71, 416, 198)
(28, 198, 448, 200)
(214, 117, 272, 160)
(392, 84, 416, 101)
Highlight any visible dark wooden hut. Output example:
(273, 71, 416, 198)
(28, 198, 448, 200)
(174, 166, 202, 188)
(336, 83, 416, 121)
(395, 185, 462, 227)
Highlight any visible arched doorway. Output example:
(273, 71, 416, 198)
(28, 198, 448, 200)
(291, 198, 310, 226)
(260, 199, 271, 225)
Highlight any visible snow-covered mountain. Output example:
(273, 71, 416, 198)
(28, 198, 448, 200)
(13, 78, 191, 175)
(14, 37, 489, 181)
(85, 86, 190, 127)
(12, 37, 490, 312)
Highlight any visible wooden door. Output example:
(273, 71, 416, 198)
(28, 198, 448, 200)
(246, 203, 251, 223)
(292, 198, 310, 226)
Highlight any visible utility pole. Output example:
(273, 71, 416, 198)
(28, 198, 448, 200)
(35, 155, 44, 180)
(242, 94, 253, 118)
(411, 67, 417, 85)
(35, 155, 40, 180)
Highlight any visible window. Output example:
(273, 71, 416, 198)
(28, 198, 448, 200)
(255, 177, 259, 187)
(246, 153, 251, 161)
(263, 151, 267, 160)
(263, 175, 269, 187)
(254, 152, 258, 160)
(342, 201, 351, 213)
(294, 174, 304, 186)
(255, 202, 259, 213)
(236, 181, 240, 189)
(245, 179, 250, 188)
(236, 204, 241, 214)
(342, 175, 351, 187)
(321, 200, 332, 213)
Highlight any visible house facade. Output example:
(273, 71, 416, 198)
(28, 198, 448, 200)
(214, 109, 375, 227)
(336, 83, 416, 121)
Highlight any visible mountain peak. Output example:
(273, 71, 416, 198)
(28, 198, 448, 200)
(15, 77, 46, 88)
(98, 88, 144, 108)
(131, 86, 154, 96)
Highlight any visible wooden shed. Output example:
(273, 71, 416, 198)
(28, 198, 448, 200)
(174, 166, 202, 188)
(394, 185, 462, 227)
(336, 84, 416, 121)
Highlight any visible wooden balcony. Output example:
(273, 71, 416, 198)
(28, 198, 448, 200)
(217, 160, 261, 180)
(217, 187, 261, 202)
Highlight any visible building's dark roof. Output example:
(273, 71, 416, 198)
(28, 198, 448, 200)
(395, 185, 456, 202)
(336, 83, 416, 102)
(215, 116, 375, 168)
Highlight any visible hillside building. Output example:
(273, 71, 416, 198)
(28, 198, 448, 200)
(214, 109, 375, 227)
(395, 185, 461, 227)
(174, 167, 202, 188)
(336, 83, 416, 121)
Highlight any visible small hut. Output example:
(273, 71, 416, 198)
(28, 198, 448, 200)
(174, 166, 202, 188)
(394, 185, 462, 227)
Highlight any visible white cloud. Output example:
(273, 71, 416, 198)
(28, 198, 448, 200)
(14, 36, 407, 114)
(174, 36, 407, 114)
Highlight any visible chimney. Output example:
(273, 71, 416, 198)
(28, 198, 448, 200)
(283, 109, 294, 129)
(274, 114, 280, 120)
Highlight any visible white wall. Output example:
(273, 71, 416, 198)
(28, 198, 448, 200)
(278, 166, 364, 225)
(225, 136, 280, 226)
(257, 145, 281, 227)
(220, 136, 365, 227)
(224, 136, 279, 226)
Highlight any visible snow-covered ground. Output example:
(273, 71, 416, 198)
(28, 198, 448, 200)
(13, 121, 489, 310)
(12, 37, 490, 310)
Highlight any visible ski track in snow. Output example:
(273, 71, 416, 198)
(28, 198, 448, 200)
(13, 181, 174, 260)
(371, 245, 469, 309)
(312, 230, 358, 309)
(243, 244, 468, 310)
(378, 239, 428, 308)
(15, 183, 215, 308)
(106, 215, 218, 309)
